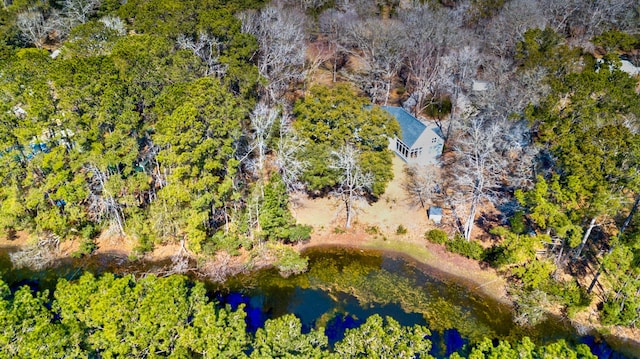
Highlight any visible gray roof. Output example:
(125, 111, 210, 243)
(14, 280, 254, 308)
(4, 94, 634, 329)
(429, 206, 443, 216)
(381, 106, 426, 148)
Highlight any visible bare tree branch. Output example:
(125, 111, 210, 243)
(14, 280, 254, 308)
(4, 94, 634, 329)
(330, 145, 372, 228)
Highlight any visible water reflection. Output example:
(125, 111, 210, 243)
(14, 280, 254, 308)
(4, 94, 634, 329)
(0, 245, 632, 358)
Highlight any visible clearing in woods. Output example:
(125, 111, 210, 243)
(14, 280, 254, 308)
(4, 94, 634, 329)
(292, 155, 509, 302)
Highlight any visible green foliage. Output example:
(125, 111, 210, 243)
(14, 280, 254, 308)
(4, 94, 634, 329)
(516, 176, 583, 247)
(487, 227, 542, 268)
(446, 236, 485, 260)
(521, 38, 640, 328)
(468, 0, 506, 23)
(396, 224, 408, 235)
(206, 231, 242, 256)
(425, 229, 448, 244)
(0, 1, 262, 255)
(116, 0, 261, 96)
(152, 77, 248, 251)
(333, 226, 346, 234)
(366, 225, 380, 235)
(293, 84, 399, 196)
(269, 243, 309, 277)
(463, 336, 596, 359)
(592, 30, 639, 52)
(512, 259, 555, 290)
(72, 238, 97, 258)
(251, 314, 329, 358)
(259, 175, 311, 243)
(516, 28, 580, 75)
(63, 20, 124, 58)
(335, 315, 433, 359)
(509, 211, 526, 234)
(421, 96, 452, 119)
(0, 272, 600, 358)
(543, 280, 591, 317)
(287, 224, 313, 243)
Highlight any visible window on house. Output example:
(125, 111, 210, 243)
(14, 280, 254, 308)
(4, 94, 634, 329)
(410, 147, 423, 158)
(431, 137, 437, 143)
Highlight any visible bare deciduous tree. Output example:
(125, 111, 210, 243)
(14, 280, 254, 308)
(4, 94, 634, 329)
(16, 10, 56, 48)
(177, 32, 228, 78)
(275, 118, 308, 193)
(479, 0, 548, 59)
(10, 233, 60, 270)
(249, 103, 278, 178)
(318, 8, 355, 82)
(99, 15, 127, 35)
(85, 163, 126, 236)
(330, 145, 372, 228)
(435, 45, 482, 142)
(540, 0, 637, 41)
(342, 18, 404, 104)
(61, 0, 101, 25)
(398, 5, 459, 116)
(239, 2, 307, 104)
(403, 164, 441, 209)
(448, 116, 507, 240)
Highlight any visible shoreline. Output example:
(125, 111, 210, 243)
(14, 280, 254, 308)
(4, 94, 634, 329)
(293, 231, 640, 358)
(2, 233, 640, 357)
(295, 230, 511, 305)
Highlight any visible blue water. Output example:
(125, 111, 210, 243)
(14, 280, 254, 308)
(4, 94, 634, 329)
(215, 286, 476, 356)
(0, 245, 635, 358)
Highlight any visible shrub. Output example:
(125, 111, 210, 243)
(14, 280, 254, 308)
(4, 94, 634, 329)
(204, 231, 241, 256)
(512, 288, 549, 326)
(365, 226, 380, 235)
(445, 236, 485, 260)
(512, 259, 555, 290)
(425, 229, 448, 244)
(132, 235, 154, 255)
(4, 227, 17, 241)
(543, 280, 591, 318)
(286, 225, 312, 243)
(270, 244, 308, 277)
(81, 224, 100, 240)
(422, 96, 452, 119)
(72, 238, 97, 258)
(483, 245, 507, 268)
(396, 225, 408, 235)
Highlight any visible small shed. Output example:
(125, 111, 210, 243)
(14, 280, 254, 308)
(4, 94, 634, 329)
(428, 206, 443, 224)
(472, 80, 490, 91)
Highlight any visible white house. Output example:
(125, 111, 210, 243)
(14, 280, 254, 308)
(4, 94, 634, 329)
(381, 106, 444, 165)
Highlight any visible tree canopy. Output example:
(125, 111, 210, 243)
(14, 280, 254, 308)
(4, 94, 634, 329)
(0, 273, 598, 358)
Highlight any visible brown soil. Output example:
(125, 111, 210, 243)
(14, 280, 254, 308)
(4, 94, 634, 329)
(293, 156, 509, 302)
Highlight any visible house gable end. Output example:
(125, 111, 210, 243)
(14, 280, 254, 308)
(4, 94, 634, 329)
(381, 106, 427, 148)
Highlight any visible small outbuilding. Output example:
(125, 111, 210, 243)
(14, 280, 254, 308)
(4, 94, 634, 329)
(428, 206, 443, 224)
(382, 106, 444, 165)
(620, 59, 640, 76)
(472, 80, 490, 91)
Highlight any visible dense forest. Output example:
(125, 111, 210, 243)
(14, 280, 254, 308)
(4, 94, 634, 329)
(0, 273, 598, 358)
(1, 0, 640, 354)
